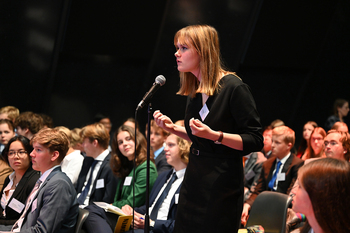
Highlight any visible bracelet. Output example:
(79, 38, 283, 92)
(214, 131, 223, 144)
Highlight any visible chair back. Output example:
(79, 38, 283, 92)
(75, 208, 89, 233)
(246, 191, 292, 233)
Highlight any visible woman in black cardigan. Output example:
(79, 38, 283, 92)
(0, 136, 40, 230)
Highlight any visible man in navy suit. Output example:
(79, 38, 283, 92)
(241, 126, 304, 226)
(3, 128, 79, 233)
(122, 134, 190, 233)
(75, 123, 118, 207)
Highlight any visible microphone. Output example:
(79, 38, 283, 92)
(136, 75, 166, 110)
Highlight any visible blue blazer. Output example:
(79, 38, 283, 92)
(21, 167, 79, 233)
(135, 169, 181, 233)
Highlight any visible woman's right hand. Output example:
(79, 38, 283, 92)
(153, 110, 175, 132)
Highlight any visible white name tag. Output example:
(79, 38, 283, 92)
(199, 104, 209, 121)
(175, 194, 179, 204)
(124, 177, 132, 186)
(96, 179, 105, 189)
(277, 173, 286, 181)
(8, 198, 25, 214)
(31, 199, 37, 212)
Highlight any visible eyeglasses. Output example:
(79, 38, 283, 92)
(8, 150, 28, 158)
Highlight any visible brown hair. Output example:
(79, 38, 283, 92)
(272, 126, 295, 147)
(306, 127, 326, 159)
(174, 25, 237, 98)
(330, 122, 348, 132)
(31, 128, 69, 163)
(149, 119, 169, 137)
(110, 125, 154, 178)
(326, 130, 350, 161)
(0, 119, 15, 132)
(298, 158, 350, 233)
(297, 121, 318, 155)
(80, 123, 110, 150)
(70, 128, 82, 148)
(333, 99, 348, 116)
(15, 111, 43, 134)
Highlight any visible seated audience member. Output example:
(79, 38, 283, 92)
(0, 158, 12, 194)
(296, 121, 317, 158)
(123, 118, 139, 131)
(70, 128, 83, 151)
(75, 123, 118, 207)
(55, 126, 84, 186)
(147, 120, 171, 174)
(241, 126, 304, 226)
(324, 130, 350, 161)
(0, 136, 40, 230)
(6, 128, 79, 233)
(292, 158, 350, 233)
(83, 125, 157, 233)
(324, 98, 349, 132)
(14, 112, 43, 140)
(94, 113, 112, 134)
(122, 133, 190, 233)
(243, 151, 266, 201)
(38, 113, 54, 129)
(262, 126, 273, 158)
(330, 121, 348, 132)
(0, 107, 19, 123)
(301, 127, 326, 160)
(0, 120, 16, 154)
(270, 119, 285, 128)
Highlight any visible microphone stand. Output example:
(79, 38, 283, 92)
(134, 103, 152, 233)
(144, 103, 152, 233)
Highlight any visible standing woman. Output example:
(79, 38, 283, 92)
(0, 136, 40, 230)
(153, 25, 263, 232)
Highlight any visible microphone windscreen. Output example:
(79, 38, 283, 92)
(155, 75, 166, 86)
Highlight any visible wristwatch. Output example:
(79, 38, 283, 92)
(214, 131, 223, 144)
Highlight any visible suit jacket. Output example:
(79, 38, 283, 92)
(0, 167, 40, 225)
(155, 150, 172, 174)
(113, 161, 157, 208)
(244, 152, 266, 201)
(75, 153, 118, 204)
(20, 167, 78, 233)
(245, 153, 304, 207)
(135, 169, 181, 233)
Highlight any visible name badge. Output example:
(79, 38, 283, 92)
(199, 104, 209, 121)
(8, 198, 25, 214)
(124, 177, 132, 186)
(31, 199, 37, 212)
(96, 179, 105, 189)
(175, 194, 179, 204)
(277, 173, 286, 181)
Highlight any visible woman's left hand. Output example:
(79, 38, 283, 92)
(189, 118, 214, 140)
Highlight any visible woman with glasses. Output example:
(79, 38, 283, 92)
(301, 127, 326, 160)
(0, 136, 40, 230)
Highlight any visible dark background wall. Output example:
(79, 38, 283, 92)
(1, 0, 349, 146)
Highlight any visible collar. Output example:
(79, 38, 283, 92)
(154, 147, 164, 158)
(277, 152, 291, 165)
(173, 168, 186, 180)
(39, 165, 61, 183)
(95, 149, 110, 161)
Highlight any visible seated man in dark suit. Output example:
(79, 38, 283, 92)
(147, 120, 172, 174)
(75, 123, 118, 207)
(241, 126, 304, 226)
(122, 134, 190, 233)
(2, 128, 79, 233)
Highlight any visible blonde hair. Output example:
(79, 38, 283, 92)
(71, 128, 82, 148)
(55, 126, 72, 146)
(174, 25, 237, 98)
(272, 126, 295, 147)
(173, 134, 191, 164)
(0, 106, 20, 122)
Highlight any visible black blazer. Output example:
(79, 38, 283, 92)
(155, 150, 172, 174)
(246, 153, 303, 206)
(135, 169, 181, 233)
(0, 166, 40, 225)
(75, 153, 118, 204)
